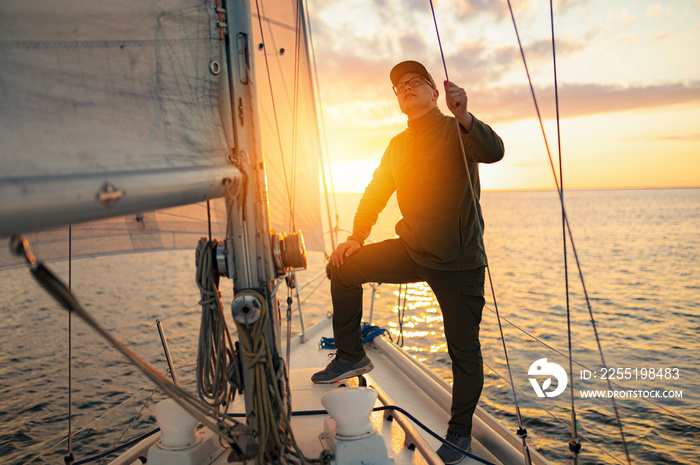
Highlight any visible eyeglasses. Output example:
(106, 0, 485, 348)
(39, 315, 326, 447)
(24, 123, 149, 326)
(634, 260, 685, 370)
(393, 76, 432, 95)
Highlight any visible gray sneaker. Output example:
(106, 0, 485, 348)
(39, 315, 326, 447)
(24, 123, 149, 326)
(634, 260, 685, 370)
(436, 431, 472, 464)
(311, 353, 374, 384)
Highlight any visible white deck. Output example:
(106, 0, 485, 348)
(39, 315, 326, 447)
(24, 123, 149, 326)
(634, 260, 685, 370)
(112, 317, 550, 465)
(285, 318, 504, 465)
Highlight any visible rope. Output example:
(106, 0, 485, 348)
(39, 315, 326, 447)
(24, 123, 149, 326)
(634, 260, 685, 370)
(96, 388, 157, 465)
(195, 238, 239, 411)
(233, 290, 309, 464)
(72, 427, 160, 465)
(428, 2, 532, 463)
(244, 406, 498, 465)
(319, 322, 391, 350)
(504, 1, 631, 462)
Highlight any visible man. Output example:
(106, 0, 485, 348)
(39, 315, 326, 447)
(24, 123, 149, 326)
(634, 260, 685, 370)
(311, 60, 504, 464)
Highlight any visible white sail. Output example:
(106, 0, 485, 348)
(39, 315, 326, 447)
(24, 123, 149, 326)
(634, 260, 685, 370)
(252, 0, 326, 253)
(0, 0, 327, 266)
(0, 0, 239, 237)
(0, 199, 229, 268)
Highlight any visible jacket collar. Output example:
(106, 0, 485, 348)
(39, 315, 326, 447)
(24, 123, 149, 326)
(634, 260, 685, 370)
(407, 106, 443, 133)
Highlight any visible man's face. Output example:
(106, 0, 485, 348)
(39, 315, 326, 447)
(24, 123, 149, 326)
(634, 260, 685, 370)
(395, 72, 438, 117)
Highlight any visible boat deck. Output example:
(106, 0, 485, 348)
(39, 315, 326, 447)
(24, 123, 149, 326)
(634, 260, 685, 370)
(112, 317, 550, 465)
(284, 317, 503, 465)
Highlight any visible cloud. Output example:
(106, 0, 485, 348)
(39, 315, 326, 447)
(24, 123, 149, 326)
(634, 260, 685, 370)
(651, 133, 700, 142)
(474, 82, 700, 122)
(436, 36, 587, 93)
(646, 4, 663, 17)
(454, 0, 508, 22)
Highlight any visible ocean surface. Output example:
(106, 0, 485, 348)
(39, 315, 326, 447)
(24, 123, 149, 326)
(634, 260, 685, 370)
(0, 188, 698, 465)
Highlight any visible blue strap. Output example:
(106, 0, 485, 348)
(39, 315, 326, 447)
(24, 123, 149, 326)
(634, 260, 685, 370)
(318, 323, 391, 349)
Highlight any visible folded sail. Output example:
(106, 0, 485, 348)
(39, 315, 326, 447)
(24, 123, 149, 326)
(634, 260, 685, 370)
(0, 200, 229, 268)
(253, 0, 326, 252)
(0, 0, 327, 267)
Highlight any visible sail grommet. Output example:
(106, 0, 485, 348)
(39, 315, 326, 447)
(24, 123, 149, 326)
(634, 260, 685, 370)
(209, 60, 221, 75)
(232, 291, 264, 325)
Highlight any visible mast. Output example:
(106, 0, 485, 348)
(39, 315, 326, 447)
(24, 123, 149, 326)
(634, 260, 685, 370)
(218, 0, 307, 458)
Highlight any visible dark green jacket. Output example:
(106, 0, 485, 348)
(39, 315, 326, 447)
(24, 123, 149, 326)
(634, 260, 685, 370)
(348, 107, 504, 270)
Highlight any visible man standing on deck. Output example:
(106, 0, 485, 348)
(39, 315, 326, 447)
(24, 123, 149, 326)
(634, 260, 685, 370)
(311, 60, 504, 464)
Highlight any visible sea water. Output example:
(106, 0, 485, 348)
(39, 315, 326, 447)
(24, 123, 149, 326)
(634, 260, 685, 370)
(0, 188, 698, 464)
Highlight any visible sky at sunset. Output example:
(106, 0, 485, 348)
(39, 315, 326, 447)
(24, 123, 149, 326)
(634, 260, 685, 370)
(305, 0, 700, 192)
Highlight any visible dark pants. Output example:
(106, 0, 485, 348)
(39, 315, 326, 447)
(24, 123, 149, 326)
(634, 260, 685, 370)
(330, 238, 485, 437)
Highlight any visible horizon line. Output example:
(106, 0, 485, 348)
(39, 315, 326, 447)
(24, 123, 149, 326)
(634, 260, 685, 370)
(326, 185, 700, 195)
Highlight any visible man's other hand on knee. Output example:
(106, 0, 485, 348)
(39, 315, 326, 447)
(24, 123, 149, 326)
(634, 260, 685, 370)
(330, 240, 361, 267)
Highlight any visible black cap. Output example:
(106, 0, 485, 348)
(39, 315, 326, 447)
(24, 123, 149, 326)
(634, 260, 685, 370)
(390, 60, 436, 89)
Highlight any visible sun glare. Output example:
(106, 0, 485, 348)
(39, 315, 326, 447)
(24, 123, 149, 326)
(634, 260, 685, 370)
(326, 159, 380, 193)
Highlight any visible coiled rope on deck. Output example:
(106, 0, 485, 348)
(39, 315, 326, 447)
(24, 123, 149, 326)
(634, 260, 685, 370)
(195, 238, 240, 410)
(233, 290, 312, 464)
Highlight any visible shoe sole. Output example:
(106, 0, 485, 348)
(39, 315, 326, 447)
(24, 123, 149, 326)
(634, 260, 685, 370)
(312, 361, 374, 384)
(438, 446, 472, 464)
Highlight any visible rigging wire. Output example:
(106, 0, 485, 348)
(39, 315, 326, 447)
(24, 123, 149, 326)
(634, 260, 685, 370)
(253, 0, 296, 229)
(25, 386, 155, 465)
(303, 0, 340, 251)
(428, 2, 532, 463)
(96, 388, 158, 465)
(11, 235, 245, 450)
(66, 225, 74, 465)
(547, 0, 581, 459)
(206, 200, 213, 241)
(482, 361, 629, 465)
(289, 0, 307, 234)
(504, 1, 631, 463)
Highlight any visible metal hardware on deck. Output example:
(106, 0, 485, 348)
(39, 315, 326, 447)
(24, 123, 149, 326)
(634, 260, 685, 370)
(215, 238, 235, 278)
(156, 319, 179, 386)
(10, 234, 36, 265)
(231, 291, 263, 325)
(238, 97, 244, 125)
(271, 231, 308, 276)
(227, 148, 237, 165)
(569, 439, 581, 453)
(281, 231, 307, 269)
(236, 32, 250, 84)
(96, 182, 125, 207)
(209, 60, 220, 75)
